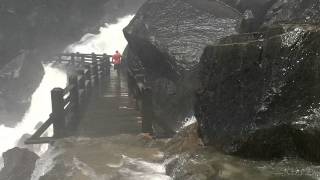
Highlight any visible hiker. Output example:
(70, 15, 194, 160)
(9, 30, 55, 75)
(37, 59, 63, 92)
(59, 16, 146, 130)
(112, 50, 122, 74)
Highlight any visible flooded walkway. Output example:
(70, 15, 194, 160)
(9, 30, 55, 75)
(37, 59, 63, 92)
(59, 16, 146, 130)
(76, 69, 141, 137)
(32, 69, 171, 180)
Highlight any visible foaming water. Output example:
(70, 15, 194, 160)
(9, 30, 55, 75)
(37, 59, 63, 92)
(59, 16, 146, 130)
(66, 15, 134, 54)
(0, 64, 67, 156)
(31, 146, 64, 180)
(36, 136, 171, 180)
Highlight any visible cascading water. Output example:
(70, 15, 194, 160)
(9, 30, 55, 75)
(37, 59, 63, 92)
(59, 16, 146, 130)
(66, 15, 134, 54)
(0, 65, 67, 156)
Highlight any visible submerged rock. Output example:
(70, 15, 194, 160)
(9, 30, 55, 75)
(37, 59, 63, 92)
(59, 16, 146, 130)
(0, 147, 39, 180)
(165, 123, 202, 154)
(124, 0, 242, 132)
(196, 24, 320, 161)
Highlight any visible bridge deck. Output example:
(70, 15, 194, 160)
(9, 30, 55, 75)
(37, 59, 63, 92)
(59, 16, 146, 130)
(75, 69, 142, 137)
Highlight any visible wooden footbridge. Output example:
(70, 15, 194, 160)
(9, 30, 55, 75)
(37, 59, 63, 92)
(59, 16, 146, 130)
(25, 52, 153, 144)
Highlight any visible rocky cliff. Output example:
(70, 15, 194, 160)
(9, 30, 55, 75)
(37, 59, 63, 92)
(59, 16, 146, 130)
(196, 0, 320, 161)
(123, 0, 242, 133)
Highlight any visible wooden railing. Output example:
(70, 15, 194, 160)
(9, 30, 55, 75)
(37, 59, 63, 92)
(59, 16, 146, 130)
(25, 53, 111, 144)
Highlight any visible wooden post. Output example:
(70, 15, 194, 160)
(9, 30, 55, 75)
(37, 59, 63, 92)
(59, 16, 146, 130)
(57, 55, 62, 63)
(103, 53, 110, 78)
(68, 75, 79, 113)
(98, 57, 105, 81)
(51, 88, 65, 138)
(76, 52, 80, 66)
(91, 53, 99, 86)
(71, 53, 75, 65)
(68, 74, 79, 128)
(84, 65, 92, 96)
(77, 70, 86, 105)
(141, 87, 153, 134)
(77, 70, 85, 90)
(81, 55, 85, 65)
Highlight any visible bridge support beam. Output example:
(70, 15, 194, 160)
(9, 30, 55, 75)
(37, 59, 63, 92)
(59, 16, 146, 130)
(103, 53, 110, 78)
(51, 88, 65, 138)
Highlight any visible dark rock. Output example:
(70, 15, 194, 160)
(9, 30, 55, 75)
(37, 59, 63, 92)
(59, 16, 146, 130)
(196, 24, 320, 161)
(221, 0, 278, 32)
(264, 0, 320, 25)
(164, 123, 202, 154)
(220, 0, 320, 32)
(0, 147, 39, 180)
(124, 0, 242, 132)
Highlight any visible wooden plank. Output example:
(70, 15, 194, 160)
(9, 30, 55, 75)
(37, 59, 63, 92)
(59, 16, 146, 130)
(25, 137, 56, 145)
(57, 53, 111, 58)
(30, 116, 54, 139)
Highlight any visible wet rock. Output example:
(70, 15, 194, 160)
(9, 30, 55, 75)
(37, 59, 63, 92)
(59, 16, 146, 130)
(196, 24, 320, 161)
(221, 0, 278, 32)
(0, 147, 39, 180)
(264, 0, 320, 25)
(124, 0, 242, 132)
(221, 0, 320, 32)
(165, 123, 202, 154)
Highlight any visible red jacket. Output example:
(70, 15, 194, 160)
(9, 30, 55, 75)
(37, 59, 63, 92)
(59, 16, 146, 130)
(112, 52, 122, 65)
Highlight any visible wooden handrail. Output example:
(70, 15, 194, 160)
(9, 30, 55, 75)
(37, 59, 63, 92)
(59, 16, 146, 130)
(25, 51, 111, 144)
(58, 53, 112, 58)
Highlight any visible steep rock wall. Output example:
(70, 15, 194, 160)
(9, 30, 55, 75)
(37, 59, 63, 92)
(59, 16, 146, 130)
(196, 24, 320, 161)
(123, 0, 242, 132)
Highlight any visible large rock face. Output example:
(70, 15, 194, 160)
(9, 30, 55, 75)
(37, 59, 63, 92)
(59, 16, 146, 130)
(0, 147, 39, 180)
(264, 0, 320, 25)
(123, 0, 242, 131)
(196, 24, 320, 161)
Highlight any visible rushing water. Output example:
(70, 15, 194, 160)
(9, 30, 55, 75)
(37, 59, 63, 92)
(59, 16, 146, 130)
(66, 15, 134, 54)
(0, 65, 67, 156)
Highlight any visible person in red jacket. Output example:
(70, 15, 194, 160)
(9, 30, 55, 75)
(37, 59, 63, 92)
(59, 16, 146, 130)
(112, 50, 122, 73)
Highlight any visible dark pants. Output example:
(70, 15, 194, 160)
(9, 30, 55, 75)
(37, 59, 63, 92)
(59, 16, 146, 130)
(114, 64, 120, 70)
